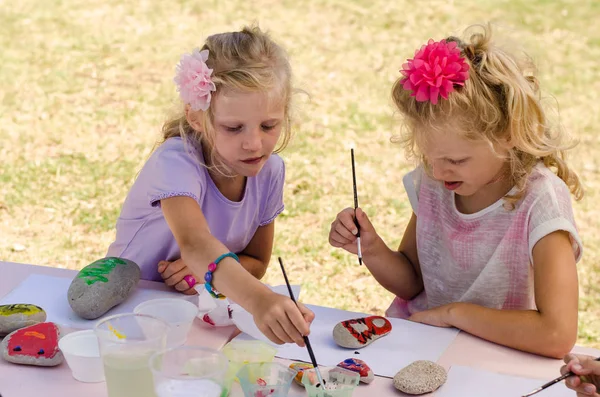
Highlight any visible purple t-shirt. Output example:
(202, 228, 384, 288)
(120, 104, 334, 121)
(106, 137, 285, 281)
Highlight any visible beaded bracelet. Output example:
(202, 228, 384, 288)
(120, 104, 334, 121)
(204, 252, 239, 299)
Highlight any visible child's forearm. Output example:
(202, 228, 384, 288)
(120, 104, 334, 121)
(363, 239, 423, 300)
(447, 302, 577, 359)
(238, 254, 268, 279)
(180, 240, 272, 312)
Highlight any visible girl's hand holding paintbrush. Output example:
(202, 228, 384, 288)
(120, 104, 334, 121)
(329, 207, 386, 259)
(252, 292, 315, 347)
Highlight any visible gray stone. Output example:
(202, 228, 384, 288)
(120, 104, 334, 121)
(68, 257, 140, 320)
(332, 316, 392, 349)
(393, 360, 447, 395)
(0, 304, 47, 336)
(1, 322, 63, 366)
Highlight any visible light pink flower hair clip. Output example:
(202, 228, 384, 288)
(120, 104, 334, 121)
(400, 39, 470, 105)
(174, 48, 216, 111)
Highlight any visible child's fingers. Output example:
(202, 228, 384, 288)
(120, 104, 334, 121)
(278, 316, 305, 346)
(297, 302, 315, 327)
(355, 208, 375, 232)
(329, 229, 354, 247)
(257, 323, 285, 345)
(160, 259, 186, 279)
(285, 302, 310, 338)
(164, 267, 191, 288)
(337, 208, 359, 234)
(269, 319, 296, 345)
(157, 260, 170, 273)
(334, 221, 357, 241)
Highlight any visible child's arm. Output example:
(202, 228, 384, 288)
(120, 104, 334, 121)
(238, 223, 274, 280)
(161, 196, 314, 345)
(410, 230, 578, 359)
(329, 207, 424, 300)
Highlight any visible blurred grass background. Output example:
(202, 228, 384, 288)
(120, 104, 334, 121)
(0, 0, 598, 347)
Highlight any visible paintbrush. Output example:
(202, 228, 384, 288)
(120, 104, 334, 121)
(522, 356, 600, 396)
(351, 148, 363, 266)
(278, 257, 326, 388)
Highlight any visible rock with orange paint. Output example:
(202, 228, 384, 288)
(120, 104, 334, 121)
(332, 316, 392, 349)
(1, 322, 63, 366)
(68, 257, 140, 319)
(289, 362, 314, 386)
(0, 304, 47, 336)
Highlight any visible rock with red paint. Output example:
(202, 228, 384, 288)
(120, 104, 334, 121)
(332, 315, 392, 349)
(0, 304, 47, 336)
(1, 322, 63, 366)
(289, 362, 314, 386)
(337, 358, 374, 384)
(68, 257, 140, 320)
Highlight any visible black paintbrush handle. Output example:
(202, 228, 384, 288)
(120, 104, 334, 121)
(540, 357, 600, 391)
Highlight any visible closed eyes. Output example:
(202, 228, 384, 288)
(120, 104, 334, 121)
(222, 123, 278, 133)
(447, 158, 469, 165)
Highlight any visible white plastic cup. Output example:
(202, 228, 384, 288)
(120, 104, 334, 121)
(134, 298, 199, 348)
(58, 330, 105, 383)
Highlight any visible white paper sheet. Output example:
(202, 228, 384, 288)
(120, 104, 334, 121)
(437, 366, 569, 397)
(235, 304, 459, 378)
(0, 274, 195, 329)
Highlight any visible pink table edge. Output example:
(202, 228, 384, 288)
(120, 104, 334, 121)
(0, 261, 598, 397)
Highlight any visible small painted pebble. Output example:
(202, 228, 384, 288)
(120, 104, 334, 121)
(333, 315, 392, 349)
(393, 360, 447, 395)
(1, 322, 63, 366)
(337, 358, 374, 384)
(68, 257, 140, 320)
(289, 362, 314, 386)
(0, 304, 46, 336)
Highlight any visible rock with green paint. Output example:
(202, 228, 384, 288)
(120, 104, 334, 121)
(68, 257, 141, 320)
(0, 304, 47, 336)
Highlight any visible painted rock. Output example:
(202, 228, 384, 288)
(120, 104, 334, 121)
(0, 304, 46, 336)
(68, 257, 140, 320)
(337, 358, 374, 384)
(393, 360, 447, 395)
(289, 362, 314, 386)
(1, 322, 63, 366)
(332, 316, 392, 349)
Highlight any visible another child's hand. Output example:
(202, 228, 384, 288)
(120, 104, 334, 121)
(158, 259, 199, 295)
(408, 304, 454, 328)
(561, 354, 600, 396)
(329, 207, 382, 256)
(252, 292, 315, 346)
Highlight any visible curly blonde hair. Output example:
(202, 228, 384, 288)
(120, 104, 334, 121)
(392, 23, 583, 204)
(161, 25, 294, 173)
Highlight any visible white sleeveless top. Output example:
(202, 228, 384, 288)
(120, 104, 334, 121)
(385, 163, 582, 319)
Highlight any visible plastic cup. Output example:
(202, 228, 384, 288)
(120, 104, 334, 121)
(95, 313, 169, 397)
(150, 346, 228, 397)
(134, 298, 199, 347)
(221, 340, 277, 395)
(58, 330, 105, 383)
(302, 367, 360, 397)
(237, 362, 297, 397)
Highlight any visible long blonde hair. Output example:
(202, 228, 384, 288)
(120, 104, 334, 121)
(161, 25, 294, 172)
(392, 23, 583, 203)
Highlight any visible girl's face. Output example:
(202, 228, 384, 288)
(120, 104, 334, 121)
(209, 89, 285, 177)
(418, 124, 511, 200)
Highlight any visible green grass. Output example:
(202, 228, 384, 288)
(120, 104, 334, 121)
(0, 0, 598, 348)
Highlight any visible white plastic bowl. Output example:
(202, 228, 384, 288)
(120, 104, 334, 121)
(58, 330, 105, 383)
(134, 298, 199, 347)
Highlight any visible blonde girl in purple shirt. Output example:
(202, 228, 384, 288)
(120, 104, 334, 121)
(107, 26, 314, 346)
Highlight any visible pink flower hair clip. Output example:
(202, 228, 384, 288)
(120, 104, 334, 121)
(174, 48, 216, 111)
(400, 39, 470, 105)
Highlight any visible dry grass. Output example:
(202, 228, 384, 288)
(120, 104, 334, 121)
(1, 0, 598, 347)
